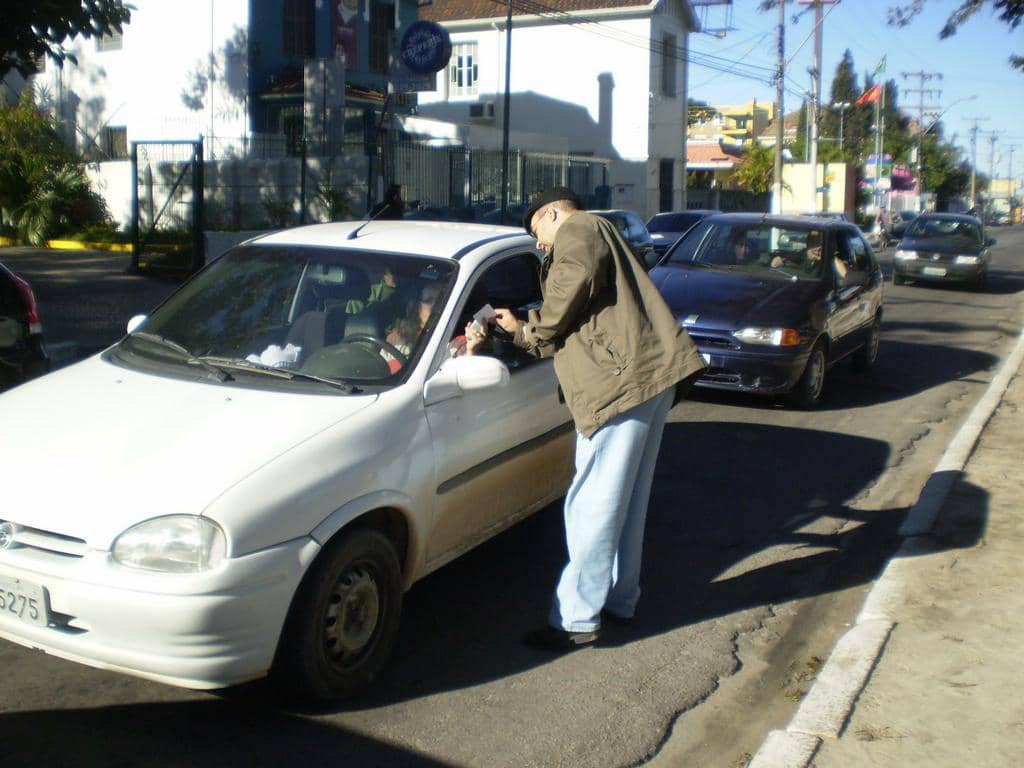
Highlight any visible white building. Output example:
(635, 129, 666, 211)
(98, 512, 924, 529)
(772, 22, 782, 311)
(418, 0, 698, 218)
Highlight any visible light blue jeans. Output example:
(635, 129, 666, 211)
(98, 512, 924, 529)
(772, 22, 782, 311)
(550, 386, 675, 632)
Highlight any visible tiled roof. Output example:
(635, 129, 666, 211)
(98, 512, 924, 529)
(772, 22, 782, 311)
(687, 142, 737, 167)
(421, 0, 651, 23)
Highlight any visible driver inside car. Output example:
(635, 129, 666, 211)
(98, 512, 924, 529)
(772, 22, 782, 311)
(381, 283, 486, 373)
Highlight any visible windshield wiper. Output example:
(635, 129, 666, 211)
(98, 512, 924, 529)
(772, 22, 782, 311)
(195, 356, 358, 393)
(129, 332, 233, 382)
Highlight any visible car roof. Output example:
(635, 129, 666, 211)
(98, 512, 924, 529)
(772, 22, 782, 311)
(912, 212, 979, 223)
(244, 220, 532, 260)
(706, 212, 850, 229)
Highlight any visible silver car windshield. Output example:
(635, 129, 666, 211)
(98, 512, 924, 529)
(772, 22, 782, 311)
(113, 245, 457, 388)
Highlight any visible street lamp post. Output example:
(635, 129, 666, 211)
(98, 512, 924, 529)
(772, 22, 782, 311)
(830, 101, 851, 154)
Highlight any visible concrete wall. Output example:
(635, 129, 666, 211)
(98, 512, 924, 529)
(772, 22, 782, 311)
(780, 162, 856, 217)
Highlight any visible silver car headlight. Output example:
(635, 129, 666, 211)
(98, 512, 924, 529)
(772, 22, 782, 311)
(112, 515, 226, 573)
(954, 255, 980, 264)
(733, 327, 801, 346)
(894, 249, 918, 260)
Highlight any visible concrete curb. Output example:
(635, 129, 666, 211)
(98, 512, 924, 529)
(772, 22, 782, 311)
(748, 325, 1024, 768)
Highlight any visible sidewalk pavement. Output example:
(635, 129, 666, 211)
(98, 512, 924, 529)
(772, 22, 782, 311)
(752, 339, 1024, 767)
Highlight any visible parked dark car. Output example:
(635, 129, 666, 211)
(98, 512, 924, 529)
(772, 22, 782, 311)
(0, 262, 50, 390)
(893, 213, 994, 288)
(649, 213, 884, 407)
(590, 209, 655, 266)
(646, 209, 721, 263)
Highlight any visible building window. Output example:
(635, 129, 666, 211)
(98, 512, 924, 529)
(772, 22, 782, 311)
(449, 42, 479, 97)
(661, 34, 676, 97)
(100, 126, 128, 160)
(282, 0, 314, 59)
(369, 3, 394, 74)
(97, 29, 123, 52)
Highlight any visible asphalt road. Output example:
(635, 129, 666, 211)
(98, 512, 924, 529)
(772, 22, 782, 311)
(1, 227, 1022, 768)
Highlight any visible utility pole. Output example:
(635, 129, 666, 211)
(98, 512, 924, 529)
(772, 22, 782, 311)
(984, 130, 1004, 211)
(499, 0, 513, 218)
(1009, 145, 1017, 201)
(901, 71, 942, 210)
(965, 116, 989, 209)
(808, 0, 823, 212)
(772, 0, 785, 214)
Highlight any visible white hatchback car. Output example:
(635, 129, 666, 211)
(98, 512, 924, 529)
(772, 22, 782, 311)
(0, 221, 575, 701)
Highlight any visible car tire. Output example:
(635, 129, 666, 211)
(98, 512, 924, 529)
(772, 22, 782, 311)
(852, 316, 881, 372)
(972, 270, 987, 291)
(274, 527, 403, 703)
(893, 273, 905, 285)
(788, 341, 826, 409)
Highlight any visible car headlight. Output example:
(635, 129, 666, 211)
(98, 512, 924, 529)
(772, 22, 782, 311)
(112, 515, 226, 573)
(894, 250, 918, 260)
(954, 255, 980, 264)
(733, 327, 801, 346)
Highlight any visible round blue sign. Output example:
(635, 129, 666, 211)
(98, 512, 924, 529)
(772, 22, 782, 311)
(400, 21, 452, 75)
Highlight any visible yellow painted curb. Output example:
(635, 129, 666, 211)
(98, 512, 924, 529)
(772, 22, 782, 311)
(46, 239, 134, 252)
(0, 236, 133, 252)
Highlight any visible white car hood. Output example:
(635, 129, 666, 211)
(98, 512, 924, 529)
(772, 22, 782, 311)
(0, 356, 377, 547)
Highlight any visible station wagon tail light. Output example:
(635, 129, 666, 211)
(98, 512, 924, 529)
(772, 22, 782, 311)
(112, 515, 226, 573)
(954, 255, 980, 264)
(733, 327, 801, 346)
(893, 249, 918, 260)
(11, 273, 42, 335)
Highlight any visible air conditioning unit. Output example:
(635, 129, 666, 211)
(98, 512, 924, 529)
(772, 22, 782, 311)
(469, 101, 496, 120)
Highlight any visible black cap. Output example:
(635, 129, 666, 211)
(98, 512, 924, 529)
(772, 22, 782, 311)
(522, 186, 584, 234)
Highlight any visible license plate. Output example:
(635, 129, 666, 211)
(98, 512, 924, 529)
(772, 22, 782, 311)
(701, 353, 711, 365)
(0, 574, 49, 628)
(923, 266, 947, 276)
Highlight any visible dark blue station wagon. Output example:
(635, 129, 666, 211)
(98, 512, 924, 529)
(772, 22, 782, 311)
(649, 213, 884, 407)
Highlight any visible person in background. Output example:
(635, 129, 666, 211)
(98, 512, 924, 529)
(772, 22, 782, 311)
(489, 187, 705, 651)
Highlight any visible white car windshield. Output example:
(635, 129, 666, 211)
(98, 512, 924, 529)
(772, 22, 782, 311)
(111, 244, 457, 389)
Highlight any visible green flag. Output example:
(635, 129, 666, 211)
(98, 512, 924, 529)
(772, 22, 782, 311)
(874, 56, 887, 76)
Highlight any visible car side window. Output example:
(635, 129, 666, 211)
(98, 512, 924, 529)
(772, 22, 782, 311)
(841, 232, 870, 273)
(454, 253, 543, 371)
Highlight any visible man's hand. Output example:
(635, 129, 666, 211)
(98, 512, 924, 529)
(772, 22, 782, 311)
(493, 308, 523, 336)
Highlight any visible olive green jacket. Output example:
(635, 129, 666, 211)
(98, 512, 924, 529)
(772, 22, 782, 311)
(516, 212, 706, 437)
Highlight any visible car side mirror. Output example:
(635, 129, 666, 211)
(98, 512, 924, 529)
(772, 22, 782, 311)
(423, 355, 510, 405)
(986, 236, 996, 246)
(126, 314, 148, 334)
(644, 250, 661, 270)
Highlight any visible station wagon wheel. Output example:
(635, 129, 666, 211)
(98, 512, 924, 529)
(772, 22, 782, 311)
(788, 341, 826, 409)
(852, 316, 881, 371)
(274, 527, 402, 703)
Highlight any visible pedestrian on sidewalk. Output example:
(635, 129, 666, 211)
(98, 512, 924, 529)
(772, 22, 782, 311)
(491, 187, 705, 650)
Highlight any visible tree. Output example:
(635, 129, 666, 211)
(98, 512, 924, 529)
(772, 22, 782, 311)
(0, 1, 132, 78)
(889, 1, 1024, 70)
(0, 92, 109, 244)
(733, 142, 777, 193)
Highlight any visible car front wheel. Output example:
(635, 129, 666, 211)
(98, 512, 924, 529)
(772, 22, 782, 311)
(788, 341, 826, 409)
(852, 317, 881, 371)
(274, 527, 403, 703)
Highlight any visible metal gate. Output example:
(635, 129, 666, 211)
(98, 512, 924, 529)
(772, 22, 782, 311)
(130, 139, 205, 273)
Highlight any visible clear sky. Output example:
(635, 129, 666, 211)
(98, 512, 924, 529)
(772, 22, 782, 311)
(687, 0, 1024, 184)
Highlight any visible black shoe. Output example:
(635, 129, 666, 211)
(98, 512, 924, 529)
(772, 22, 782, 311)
(600, 610, 633, 627)
(521, 625, 599, 651)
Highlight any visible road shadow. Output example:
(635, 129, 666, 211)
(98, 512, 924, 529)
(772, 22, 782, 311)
(0, 699, 454, 768)
(686, 338, 998, 413)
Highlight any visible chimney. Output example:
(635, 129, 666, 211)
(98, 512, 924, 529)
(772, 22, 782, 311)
(598, 72, 614, 150)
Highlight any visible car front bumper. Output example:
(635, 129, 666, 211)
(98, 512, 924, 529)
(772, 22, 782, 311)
(894, 259, 986, 282)
(693, 345, 811, 396)
(0, 537, 320, 689)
